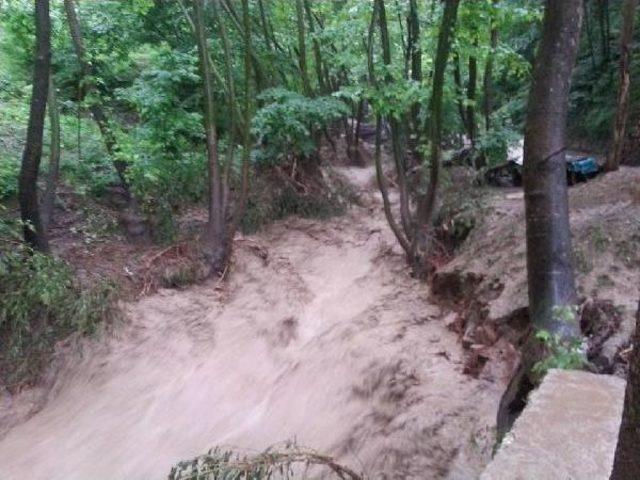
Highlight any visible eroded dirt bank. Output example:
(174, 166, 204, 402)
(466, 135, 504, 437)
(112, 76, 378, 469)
(0, 167, 502, 479)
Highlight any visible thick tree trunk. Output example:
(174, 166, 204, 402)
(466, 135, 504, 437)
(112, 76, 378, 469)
(19, 0, 50, 252)
(523, 0, 583, 338)
(412, 0, 460, 276)
(606, 0, 638, 172)
(193, 0, 227, 274)
(610, 301, 640, 480)
(41, 75, 60, 233)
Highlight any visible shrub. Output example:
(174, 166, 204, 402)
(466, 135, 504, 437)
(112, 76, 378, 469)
(0, 223, 120, 386)
(252, 88, 348, 165)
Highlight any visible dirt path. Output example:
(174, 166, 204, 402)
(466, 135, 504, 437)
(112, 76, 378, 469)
(0, 167, 502, 479)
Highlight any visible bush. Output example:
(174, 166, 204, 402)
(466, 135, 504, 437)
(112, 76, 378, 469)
(0, 225, 120, 386)
(252, 88, 348, 165)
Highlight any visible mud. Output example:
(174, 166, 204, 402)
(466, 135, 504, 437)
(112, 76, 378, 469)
(0, 166, 502, 479)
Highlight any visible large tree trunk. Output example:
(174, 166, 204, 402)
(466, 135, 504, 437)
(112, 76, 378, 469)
(606, 0, 638, 172)
(523, 0, 583, 338)
(41, 74, 60, 233)
(63, 0, 147, 242)
(412, 0, 460, 276)
(610, 301, 640, 480)
(19, 0, 50, 252)
(193, 0, 228, 275)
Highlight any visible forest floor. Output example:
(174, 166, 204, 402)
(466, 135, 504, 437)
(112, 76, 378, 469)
(0, 165, 504, 479)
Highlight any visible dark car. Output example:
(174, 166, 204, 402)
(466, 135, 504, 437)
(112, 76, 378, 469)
(486, 154, 600, 187)
(566, 156, 600, 185)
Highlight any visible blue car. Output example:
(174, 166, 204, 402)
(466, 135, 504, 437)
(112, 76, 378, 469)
(486, 154, 600, 187)
(566, 156, 600, 185)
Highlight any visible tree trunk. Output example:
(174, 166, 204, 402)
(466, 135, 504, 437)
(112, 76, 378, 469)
(453, 53, 468, 137)
(407, 0, 422, 160)
(466, 39, 478, 148)
(228, 0, 253, 241)
(295, 0, 312, 96)
(606, 0, 638, 172)
(523, 0, 583, 338)
(483, 0, 499, 132)
(304, 0, 327, 94)
(598, 0, 611, 65)
(377, 0, 412, 238)
(41, 74, 60, 233)
(585, 0, 598, 70)
(412, 0, 460, 276)
(193, 0, 227, 274)
(19, 0, 50, 252)
(610, 301, 640, 480)
(63, 0, 148, 242)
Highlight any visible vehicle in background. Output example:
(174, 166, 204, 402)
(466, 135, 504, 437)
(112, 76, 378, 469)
(565, 155, 600, 185)
(485, 141, 601, 187)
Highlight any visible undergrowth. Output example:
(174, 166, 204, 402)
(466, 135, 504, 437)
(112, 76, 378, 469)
(241, 167, 357, 235)
(0, 219, 120, 388)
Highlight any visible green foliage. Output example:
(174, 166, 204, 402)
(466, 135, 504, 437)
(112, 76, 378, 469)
(0, 228, 120, 385)
(532, 330, 586, 377)
(252, 88, 348, 165)
(532, 305, 586, 377)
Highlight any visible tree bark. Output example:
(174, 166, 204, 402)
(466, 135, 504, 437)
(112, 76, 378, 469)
(483, 0, 499, 132)
(407, 0, 422, 159)
(453, 53, 468, 137)
(412, 0, 460, 275)
(193, 0, 227, 274)
(304, 0, 327, 94)
(19, 0, 50, 252)
(610, 301, 640, 480)
(295, 0, 312, 96)
(523, 0, 583, 338)
(598, 0, 611, 65)
(466, 39, 478, 148)
(606, 0, 638, 172)
(584, 0, 598, 70)
(41, 74, 60, 233)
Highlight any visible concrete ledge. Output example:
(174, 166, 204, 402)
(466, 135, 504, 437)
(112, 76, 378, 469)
(482, 369, 625, 480)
